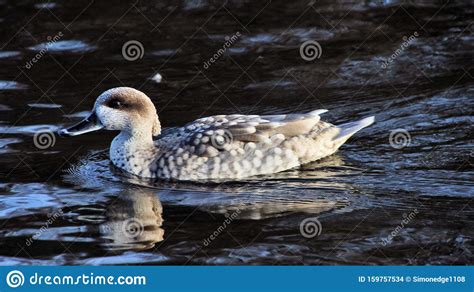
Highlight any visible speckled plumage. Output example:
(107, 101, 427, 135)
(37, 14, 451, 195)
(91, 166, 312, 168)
(60, 87, 375, 181)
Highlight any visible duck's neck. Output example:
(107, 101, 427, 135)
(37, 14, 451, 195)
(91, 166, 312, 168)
(110, 130, 157, 177)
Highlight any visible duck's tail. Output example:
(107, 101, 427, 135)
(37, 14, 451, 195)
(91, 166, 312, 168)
(333, 116, 375, 142)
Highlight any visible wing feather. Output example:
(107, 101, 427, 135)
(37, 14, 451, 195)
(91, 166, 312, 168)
(160, 110, 329, 153)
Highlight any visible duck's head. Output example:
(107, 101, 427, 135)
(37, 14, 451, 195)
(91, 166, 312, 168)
(59, 87, 161, 137)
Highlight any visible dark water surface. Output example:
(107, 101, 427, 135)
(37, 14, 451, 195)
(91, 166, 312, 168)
(0, 0, 473, 265)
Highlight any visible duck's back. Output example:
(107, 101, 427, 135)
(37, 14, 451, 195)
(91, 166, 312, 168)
(152, 110, 346, 181)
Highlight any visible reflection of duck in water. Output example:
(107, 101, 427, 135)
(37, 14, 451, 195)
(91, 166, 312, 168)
(99, 188, 164, 251)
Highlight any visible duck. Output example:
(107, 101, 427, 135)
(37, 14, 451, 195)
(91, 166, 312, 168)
(59, 87, 374, 181)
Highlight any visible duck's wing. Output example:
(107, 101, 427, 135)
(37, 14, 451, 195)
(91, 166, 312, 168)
(178, 109, 329, 145)
(153, 110, 330, 178)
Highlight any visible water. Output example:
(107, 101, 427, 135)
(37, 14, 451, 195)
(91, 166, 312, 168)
(0, 0, 473, 265)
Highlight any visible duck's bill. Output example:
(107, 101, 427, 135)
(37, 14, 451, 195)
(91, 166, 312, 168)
(58, 113, 104, 137)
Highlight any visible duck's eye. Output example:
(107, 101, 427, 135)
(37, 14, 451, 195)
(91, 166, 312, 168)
(108, 99, 126, 109)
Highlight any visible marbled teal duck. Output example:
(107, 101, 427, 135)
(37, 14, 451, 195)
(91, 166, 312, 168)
(59, 87, 374, 181)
